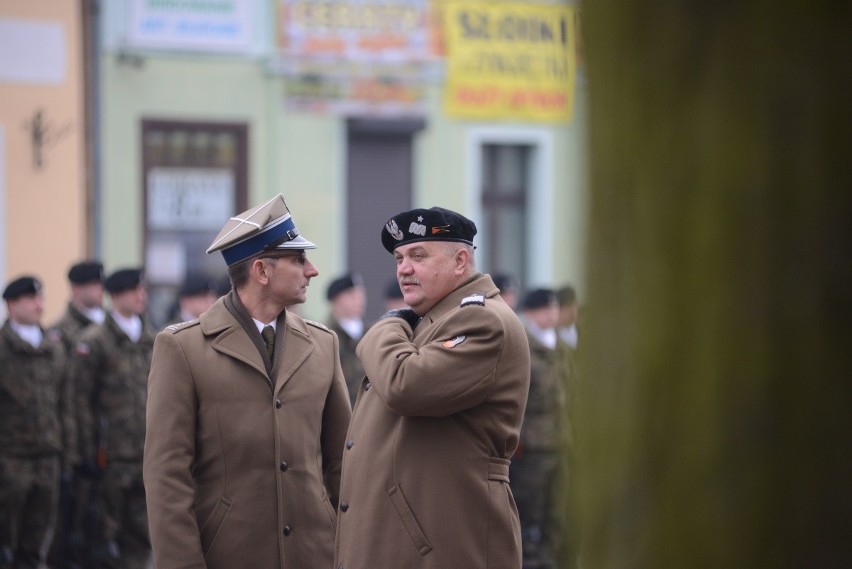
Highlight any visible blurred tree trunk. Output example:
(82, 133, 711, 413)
(575, 1, 851, 568)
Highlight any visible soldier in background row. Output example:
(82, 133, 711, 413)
(512, 288, 574, 569)
(73, 268, 154, 569)
(492, 272, 521, 312)
(324, 273, 368, 404)
(557, 285, 579, 350)
(166, 274, 217, 326)
(1, 276, 73, 569)
(47, 261, 106, 569)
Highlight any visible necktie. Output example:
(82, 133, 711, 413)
(261, 325, 275, 360)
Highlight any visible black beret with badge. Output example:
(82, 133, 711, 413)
(179, 274, 215, 298)
(207, 194, 316, 266)
(522, 288, 558, 310)
(3, 275, 42, 300)
(104, 267, 144, 294)
(381, 206, 477, 253)
(68, 261, 105, 284)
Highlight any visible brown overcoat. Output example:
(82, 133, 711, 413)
(143, 295, 351, 569)
(335, 274, 531, 569)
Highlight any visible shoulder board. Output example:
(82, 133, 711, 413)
(305, 319, 331, 333)
(460, 293, 486, 307)
(164, 319, 200, 334)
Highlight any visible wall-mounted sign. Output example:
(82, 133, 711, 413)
(128, 0, 254, 53)
(147, 168, 234, 231)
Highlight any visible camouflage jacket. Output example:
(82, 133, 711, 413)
(520, 331, 573, 452)
(72, 314, 155, 464)
(325, 316, 366, 405)
(0, 320, 73, 460)
(50, 302, 98, 353)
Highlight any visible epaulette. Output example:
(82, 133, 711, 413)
(460, 293, 486, 307)
(164, 319, 200, 334)
(305, 320, 331, 333)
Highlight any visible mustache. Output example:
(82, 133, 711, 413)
(399, 278, 420, 286)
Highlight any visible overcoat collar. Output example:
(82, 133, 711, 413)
(200, 295, 314, 391)
(417, 273, 500, 332)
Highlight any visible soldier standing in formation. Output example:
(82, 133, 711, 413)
(1, 276, 73, 569)
(166, 273, 217, 326)
(324, 273, 368, 404)
(73, 268, 154, 568)
(144, 194, 351, 569)
(47, 261, 106, 569)
(513, 288, 574, 569)
(334, 207, 531, 569)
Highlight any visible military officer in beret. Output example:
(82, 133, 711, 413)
(334, 207, 531, 569)
(166, 273, 217, 326)
(1, 276, 72, 569)
(72, 267, 154, 568)
(144, 194, 351, 569)
(47, 261, 105, 568)
(324, 273, 368, 404)
(514, 288, 574, 569)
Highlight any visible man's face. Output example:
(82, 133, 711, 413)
(394, 241, 462, 315)
(333, 286, 366, 319)
(263, 251, 319, 306)
(74, 282, 104, 309)
(559, 301, 578, 327)
(7, 293, 44, 326)
(525, 302, 560, 330)
(180, 292, 216, 319)
(110, 285, 147, 317)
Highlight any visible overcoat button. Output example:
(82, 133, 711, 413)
(340, 502, 349, 512)
(345, 440, 353, 449)
(280, 461, 288, 472)
(283, 525, 292, 536)
(275, 399, 282, 408)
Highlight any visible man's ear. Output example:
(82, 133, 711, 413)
(454, 247, 469, 275)
(251, 258, 271, 285)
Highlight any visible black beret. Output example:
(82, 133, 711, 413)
(104, 268, 144, 294)
(381, 206, 477, 253)
(326, 273, 363, 301)
(522, 288, 558, 310)
(179, 274, 215, 298)
(68, 261, 105, 284)
(3, 275, 42, 300)
(492, 273, 518, 293)
(384, 278, 404, 300)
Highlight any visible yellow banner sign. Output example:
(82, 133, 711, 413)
(443, 2, 576, 123)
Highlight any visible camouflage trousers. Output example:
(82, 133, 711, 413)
(99, 461, 150, 569)
(510, 450, 560, 569)
(0, 454, 59, 569)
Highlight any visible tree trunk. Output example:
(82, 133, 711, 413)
(575, 2, 852, 567)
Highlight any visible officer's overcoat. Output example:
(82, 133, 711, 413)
(335, 274, 531, 569)
(144, 295, 351, 569)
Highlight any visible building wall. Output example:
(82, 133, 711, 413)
(0, 0, 87, 322)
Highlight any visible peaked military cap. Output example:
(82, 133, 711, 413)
(207, 194, 316, 266)
(68, 261, 105, 284)
(3, 276, 42, 300)
(522, 288, 558, 310)
(381, 206, 477, 253)
(105, 267, 144, 294)
(326, 273, 364, 301)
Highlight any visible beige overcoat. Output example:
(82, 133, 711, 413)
(335, 274, 531, 569)
(144, 295, 351, 569)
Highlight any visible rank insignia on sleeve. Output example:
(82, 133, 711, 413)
(442, 335, 467, 348)
(460, 293, 485, 307)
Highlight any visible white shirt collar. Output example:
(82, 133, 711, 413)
(526, 321, 558, 350)
(82, 306, 106, 325)
(337, 317, 364, 340)
(112, 311, 142, 343)
(252, 318, 277, 334)
(10, 321, 43, 348)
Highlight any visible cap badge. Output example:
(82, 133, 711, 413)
(442, 335, 467, 348)
(408, 221, 427, 237)
(386, 219, 404, 241)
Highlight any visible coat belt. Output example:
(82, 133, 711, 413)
(487, 457, 511, 483)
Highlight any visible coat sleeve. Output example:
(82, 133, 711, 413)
(356, 308, 505, 417)
(143, 331, 207, 569)
(320, 330, 352, 508)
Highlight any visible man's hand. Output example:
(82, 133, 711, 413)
(379, 308, 422, 330)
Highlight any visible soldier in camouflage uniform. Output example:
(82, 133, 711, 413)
(1, 276, 73, 569)
(512, 288, 573, 569)
(72, 268, 154, 569)
(47, 261, 105, 569)
(324, 273, 367, 404)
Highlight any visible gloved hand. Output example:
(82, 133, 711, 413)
(379, 308, 422, 330)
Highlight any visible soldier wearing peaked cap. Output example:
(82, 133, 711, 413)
(144, 194, 351, 569)
(334, 207, 532, 569)
(1, 276, 73, 569)
(71, 267, 155, 568)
